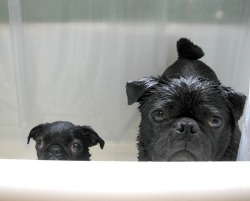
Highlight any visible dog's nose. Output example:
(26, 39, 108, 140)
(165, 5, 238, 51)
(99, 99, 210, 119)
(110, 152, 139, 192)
(176, 119, 199, 135)
(49, 146, 61, 156)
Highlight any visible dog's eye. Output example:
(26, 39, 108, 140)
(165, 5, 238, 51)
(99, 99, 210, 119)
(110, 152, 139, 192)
(208, 116, 222, 128)
(151, 109, 166, 122)
(35, 139, 44, 149)
(70, 142, 82, 153)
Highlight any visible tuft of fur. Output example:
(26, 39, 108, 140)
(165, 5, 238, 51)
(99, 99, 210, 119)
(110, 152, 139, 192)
(177, 38, 204, 60)
(162, 38, 219, 82)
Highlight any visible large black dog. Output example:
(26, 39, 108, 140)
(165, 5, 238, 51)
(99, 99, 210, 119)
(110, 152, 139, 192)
(126, 38, 246, 161)
(27, 121, 105, 160)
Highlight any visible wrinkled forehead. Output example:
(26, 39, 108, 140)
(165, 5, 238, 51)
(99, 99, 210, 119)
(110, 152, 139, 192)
(37, 128, 74, 143)
(49, 122, 75, 132)
(142, 78, 229, 112)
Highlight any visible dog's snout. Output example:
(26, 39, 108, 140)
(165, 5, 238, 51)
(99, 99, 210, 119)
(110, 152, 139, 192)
(49, 146, 61, 156)
(176, 119, 199, 135)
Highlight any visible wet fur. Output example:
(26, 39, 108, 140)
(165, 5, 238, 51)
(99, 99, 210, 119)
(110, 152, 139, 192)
(27, 121, 105, 160)
(126, 38, 246, 161)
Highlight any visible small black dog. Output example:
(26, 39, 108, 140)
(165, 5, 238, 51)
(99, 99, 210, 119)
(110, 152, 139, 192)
(126, 38, 246, 161)
(27, 121, 105, 160)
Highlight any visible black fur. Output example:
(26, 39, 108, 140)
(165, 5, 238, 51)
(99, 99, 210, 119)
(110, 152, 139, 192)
(126, 38, 246, 161)
(177, 38, 204, 60)
(27, 121, 105, 160)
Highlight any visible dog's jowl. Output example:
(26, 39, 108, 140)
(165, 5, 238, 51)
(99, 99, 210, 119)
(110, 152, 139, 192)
(126, 38, 246, 161)
(27, 121, 105, 160)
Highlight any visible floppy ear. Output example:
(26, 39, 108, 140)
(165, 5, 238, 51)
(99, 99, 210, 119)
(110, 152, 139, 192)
(27, 124, 45, 144)
(221, 86, 246, 121)
(126, 77, 159, 105)
(79, 126, 105, 149)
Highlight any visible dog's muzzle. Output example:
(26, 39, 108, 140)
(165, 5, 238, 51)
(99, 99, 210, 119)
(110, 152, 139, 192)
(169, 118, 201, 161)
(48, 145, 62, 160)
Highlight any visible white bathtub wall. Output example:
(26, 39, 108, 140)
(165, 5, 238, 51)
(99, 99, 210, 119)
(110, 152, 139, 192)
(1, 160, 250, 201)
(0, 0, 250, 160)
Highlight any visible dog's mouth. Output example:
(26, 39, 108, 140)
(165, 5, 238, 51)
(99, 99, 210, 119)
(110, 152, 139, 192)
(40, 153, 67, 160)
(170, 151, 195, 161)
(47, 156, 62, 160)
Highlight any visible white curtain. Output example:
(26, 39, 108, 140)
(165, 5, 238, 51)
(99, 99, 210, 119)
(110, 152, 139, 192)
(0, 0, 249, 160)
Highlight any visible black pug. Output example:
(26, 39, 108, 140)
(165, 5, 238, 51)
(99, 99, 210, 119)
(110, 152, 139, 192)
(126, 38, 246, 161)
(27, 121, 105, 160)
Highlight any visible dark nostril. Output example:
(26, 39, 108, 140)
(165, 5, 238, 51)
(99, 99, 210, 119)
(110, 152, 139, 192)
(190, 125, 198, 134)
(176, 124, 185, 133)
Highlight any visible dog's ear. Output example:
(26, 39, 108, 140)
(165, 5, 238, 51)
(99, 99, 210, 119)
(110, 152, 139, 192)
(126, 77, 159, 105)
(79, 126, 105, 149)
(27, 124, 45, 144)
(221, 86, 246, 121)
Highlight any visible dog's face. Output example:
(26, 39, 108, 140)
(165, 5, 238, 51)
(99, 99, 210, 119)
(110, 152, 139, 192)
(27, 121, 105, 160)
(126, 76, 246, 161)
(126, 38, 246, 161)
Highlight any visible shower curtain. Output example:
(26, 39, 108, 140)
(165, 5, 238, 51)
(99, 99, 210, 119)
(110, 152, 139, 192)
(0, 0, 249, 160)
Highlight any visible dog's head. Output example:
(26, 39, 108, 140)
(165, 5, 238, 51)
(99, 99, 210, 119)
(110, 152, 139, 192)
(126, 38, 246, 161)
(27, 121, 105, 160)
(127, 76, 245, 161)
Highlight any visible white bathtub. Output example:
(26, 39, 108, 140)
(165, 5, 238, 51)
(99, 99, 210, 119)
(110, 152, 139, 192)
(0, 159, 250, 201)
